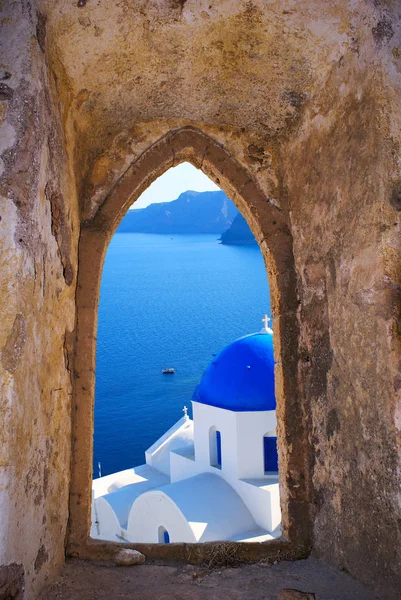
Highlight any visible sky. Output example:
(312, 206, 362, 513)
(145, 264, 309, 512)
(131, 162, 220, 209)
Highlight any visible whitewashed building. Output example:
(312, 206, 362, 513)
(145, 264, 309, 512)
(91, 317, 281, 543)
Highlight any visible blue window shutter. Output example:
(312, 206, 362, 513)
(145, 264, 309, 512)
(216, 430, 222, 467)
(264, 436, 278, 472)
(163, 530, 170, 544)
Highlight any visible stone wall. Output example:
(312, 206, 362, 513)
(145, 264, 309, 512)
(0, 2, 78, 598)
(1, 1, 400, 598)
(281, 32, 401, 593)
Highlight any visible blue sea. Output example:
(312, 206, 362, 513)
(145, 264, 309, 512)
(94, 233, 270, 477)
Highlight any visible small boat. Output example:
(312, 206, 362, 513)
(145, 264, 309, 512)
(162, 368, 175, 374)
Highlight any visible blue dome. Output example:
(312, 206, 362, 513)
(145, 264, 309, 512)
(192, 332, 275, 412)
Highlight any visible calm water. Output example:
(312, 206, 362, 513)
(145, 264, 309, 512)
(94, 234, 270, 476)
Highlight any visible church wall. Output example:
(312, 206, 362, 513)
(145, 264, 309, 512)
(145, 417, 194, 476)
(153, 445, 281, 534)
(192, 402, 277, 482)
(170, 450, 198, 484)
(128, 474, 259, 543)
(235, 411, 276, 480)
(127, 490, 197, 543)
(90, 495, 122, 542)
(0, 3, 79, 599)
(237, 479, 281, 534)
(176, 405, 280, 533)
(192, 402, 237, 476)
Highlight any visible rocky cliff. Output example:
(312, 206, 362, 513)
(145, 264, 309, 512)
(117, 190, 238, 234)
(219, 213, 257, 245)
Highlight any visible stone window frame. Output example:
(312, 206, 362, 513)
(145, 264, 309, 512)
(67, 126, 313, 563)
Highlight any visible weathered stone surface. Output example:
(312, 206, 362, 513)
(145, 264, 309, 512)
(1, 314, 27, 374)
(278, 590, 315, 600)
(37, 558, 377, 600)
(0, 3, 78, 599)
(114, 549, 146, 566)
(1, 1, 400, 600)
(0, 564, 24, 600)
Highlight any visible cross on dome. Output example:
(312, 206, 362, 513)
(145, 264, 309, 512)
(261, 314, 273, 334)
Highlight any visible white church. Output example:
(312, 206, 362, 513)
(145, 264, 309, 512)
(91, 316, 281, 544)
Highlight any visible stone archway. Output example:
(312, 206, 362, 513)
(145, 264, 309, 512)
(67, 126, 312, 561)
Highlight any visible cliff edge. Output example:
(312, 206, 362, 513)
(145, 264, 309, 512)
(219, 213, 257, 246)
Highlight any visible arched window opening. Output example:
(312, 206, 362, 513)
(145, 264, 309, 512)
(263, 435, 278, 473)
(87, 161, 281, 546)
(76, 146, 292, 544)
(158, 526, 170, 544)
(209, 426, 222, 469)
(216, 430, 222, 468)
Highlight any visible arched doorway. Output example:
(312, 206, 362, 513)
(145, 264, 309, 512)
(158, 526, 170, 544)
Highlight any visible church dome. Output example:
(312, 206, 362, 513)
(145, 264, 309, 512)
(192, 327, 275, 412)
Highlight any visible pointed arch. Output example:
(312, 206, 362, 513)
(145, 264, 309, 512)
(68, 126, 312, 563)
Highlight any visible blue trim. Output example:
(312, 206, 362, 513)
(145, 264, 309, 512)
(264, 436, 278, 472)
(216, 430, 222, 467)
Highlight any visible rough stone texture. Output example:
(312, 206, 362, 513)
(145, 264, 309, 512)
(1, 1, 401, 599)
(279, 14, 401, 595)
(37, 558, 377, 600)
(0, 2, 78, 599)
(114, 549, 146, 566)
(278, 590, 315, 600)
(0, 564, 24, 600)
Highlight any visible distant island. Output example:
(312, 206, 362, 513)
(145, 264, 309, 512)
(117, 190, 237, 234)
(117, 189, 256, 245)
(219, 213, 257, 246)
